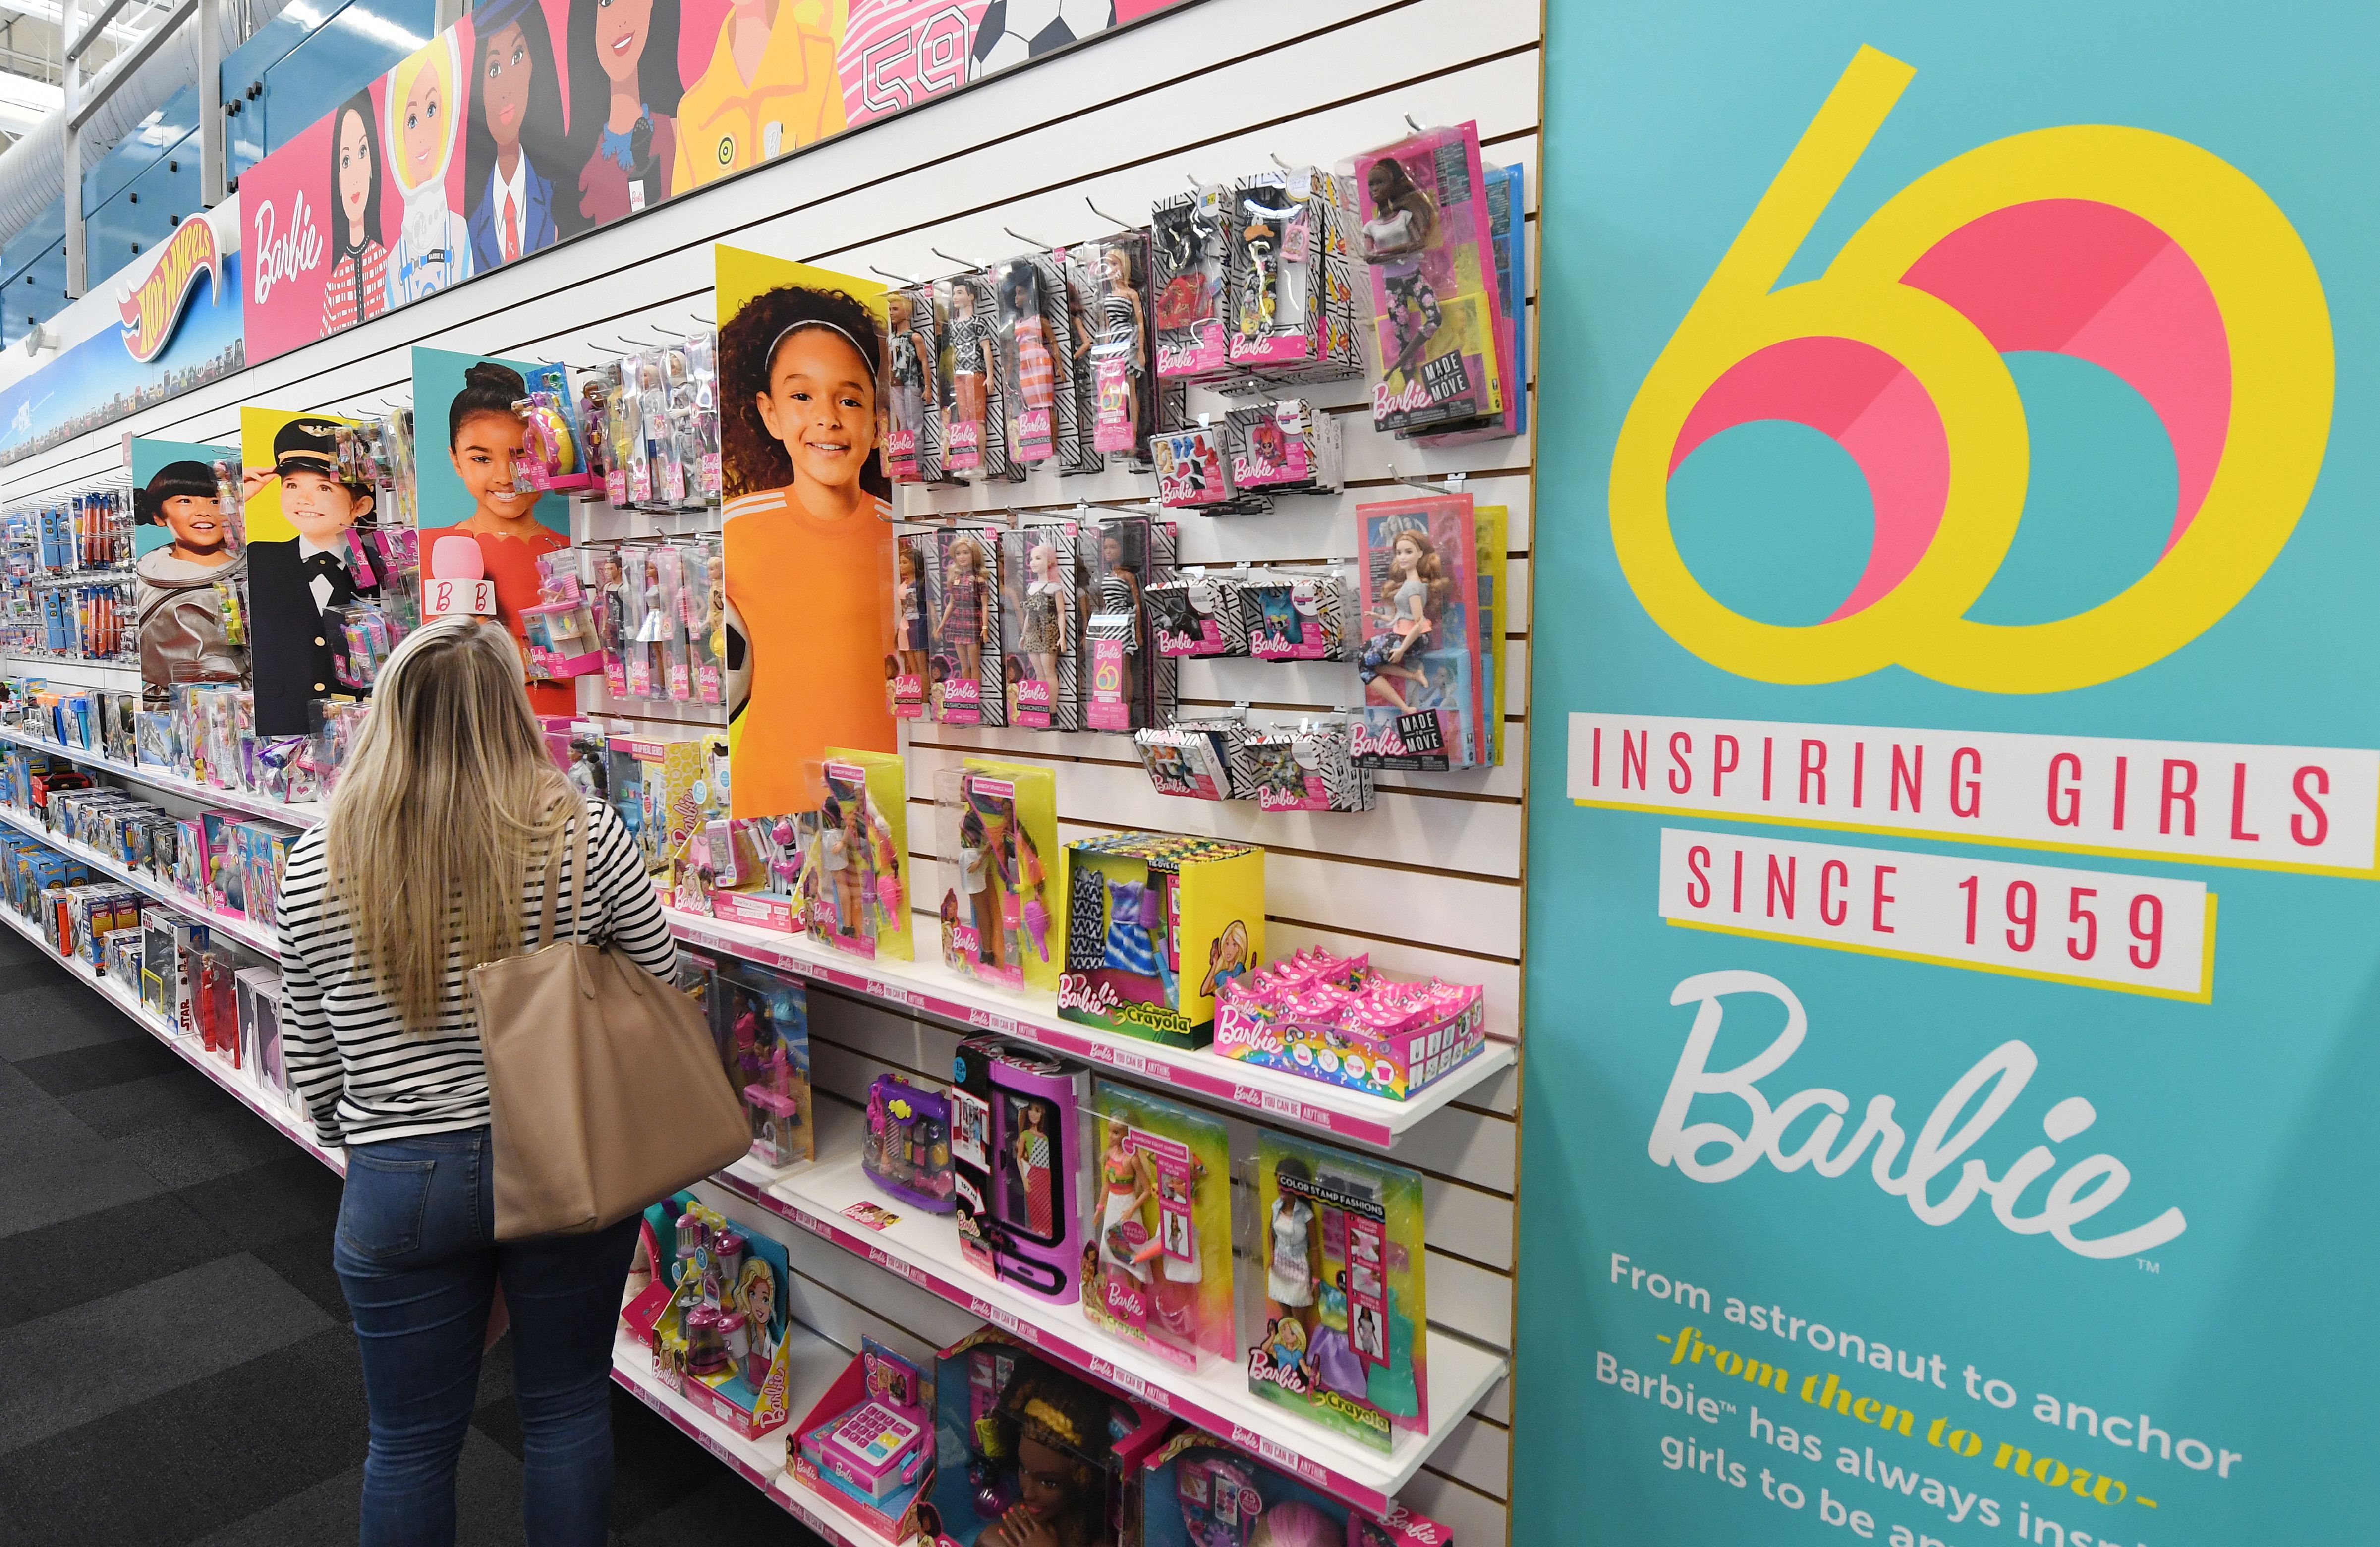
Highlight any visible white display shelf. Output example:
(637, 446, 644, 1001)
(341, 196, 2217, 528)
(0, 898, 340, 1171)
(0, 725, 325, 826)
(608, 1326, 919, 1547)
(709, 1136, 1508, 1517)
(670, 909, 1514, 1150)
(0, 801, 283, 957)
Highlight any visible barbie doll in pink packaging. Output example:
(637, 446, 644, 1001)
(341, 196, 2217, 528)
(1350, 495, 1481, 772)
(934, 530, 1001, 727)
(1003, 527, 1076, 731)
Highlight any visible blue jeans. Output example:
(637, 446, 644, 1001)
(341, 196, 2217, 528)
(334, 1126, 639, 1547)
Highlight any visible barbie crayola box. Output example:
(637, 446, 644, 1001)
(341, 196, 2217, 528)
(1057, 832, 1264, 1048)
(717, 245, 896, 819)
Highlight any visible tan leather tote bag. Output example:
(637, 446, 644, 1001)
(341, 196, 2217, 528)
(468, 811, 749, 1239)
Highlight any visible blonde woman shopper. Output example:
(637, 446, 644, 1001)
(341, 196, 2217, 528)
(278, 619, 674, 1546)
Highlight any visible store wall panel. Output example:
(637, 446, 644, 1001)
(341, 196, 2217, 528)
(7, 0, 1542, 1537)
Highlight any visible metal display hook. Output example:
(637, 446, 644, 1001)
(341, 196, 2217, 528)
(1387, 464, 1467, 495)
(1084, 196, 1136, 232)
(1405, 113, 1426, 134)
(1002, 225, 1052, 251)
(868, 264, 919, 285)
(929, 246, 979, 271)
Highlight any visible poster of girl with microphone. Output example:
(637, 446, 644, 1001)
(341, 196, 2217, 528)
(412, 346, 575, 713)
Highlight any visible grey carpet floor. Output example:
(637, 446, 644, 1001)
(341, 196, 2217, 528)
(0, 918, 825, 1545)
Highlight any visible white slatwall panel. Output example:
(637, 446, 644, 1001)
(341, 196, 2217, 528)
(4, 0, 1536, 1531)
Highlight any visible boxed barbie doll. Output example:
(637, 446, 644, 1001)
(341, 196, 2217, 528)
(634, 1194, 798, 1440)
(1081, 1080, 1235, 1371)
(1351, 496, 1483, 772)
(1345, 122, 1514, 439)
(1246, 1131, 1429, 1454)
(813, 749, 911, 961)
(710, 961, 813, 1170)
(1000, 526, 1080, 732)
(935, 761, 1058, 993)
(950, 1037, 1092, 1304)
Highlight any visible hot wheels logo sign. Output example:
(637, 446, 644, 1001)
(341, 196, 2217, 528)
(116, 215, 221, 364)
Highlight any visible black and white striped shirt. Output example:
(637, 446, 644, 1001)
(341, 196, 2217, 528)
(276, 799, 676, 1148)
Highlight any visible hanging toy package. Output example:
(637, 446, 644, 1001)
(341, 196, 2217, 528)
(934, 760, 1057, 993)
(1242, 568, 1350, 663)
(1000, 525, 1079, 732)
(1245, 716, 1375, 813)
(1151, 421, 1271, 516)
(1080, 231, 1154, 461)
(883, 283, 946, 483)
(1245, 1130, 1429, 1454)
(931, 527, 1003, 727)
(651, 543, 692, 701)
(1414, 157, 1528, 447)
(813, 748, 910, 962)
(890, 533, 934, 721)
(1153, 185, 1235, 384)
(993, 253, 1078, 470)
(940, 271, 1017, 481)
(1225, 166, 1361, 388)
(1345, 120, 1516, 440)
(1227, 399, 1343, 497)
(1133, 723, 1234, 802)
(679, 536, 726, 704)
(1084, 514, 1178, 733)
(1146, 567, 1249, 658)
(1352, 495, 1484, 771)
(680, 330, 723, 503)
(1080, 1080, 1235, 1370)
(520, 548, 601, 678)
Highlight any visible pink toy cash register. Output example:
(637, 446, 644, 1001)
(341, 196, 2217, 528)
(799, 1342, 930, 1504)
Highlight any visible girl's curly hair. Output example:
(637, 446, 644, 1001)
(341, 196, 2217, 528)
(721, 284, 889, 499)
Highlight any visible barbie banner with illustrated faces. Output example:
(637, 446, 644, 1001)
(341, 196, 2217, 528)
(240, 0, 1188, 368)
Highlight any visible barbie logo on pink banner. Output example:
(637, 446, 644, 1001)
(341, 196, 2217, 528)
(249, 191, 324, 303)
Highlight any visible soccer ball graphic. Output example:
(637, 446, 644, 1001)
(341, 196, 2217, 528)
(968, 0, 1117, 79)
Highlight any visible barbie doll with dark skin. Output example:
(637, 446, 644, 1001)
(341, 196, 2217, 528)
(980, 1365, 1119, 1547)
(959, 807, 1005, 969)
(1360, 157, 1444, 374)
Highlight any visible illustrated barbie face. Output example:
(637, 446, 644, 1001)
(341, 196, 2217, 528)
(336, 109, 374, 237)
(401, 67, 446, 185)
(595, 0, 653, 84)
(279, 468, 371, 543)
(158, 492, 227, 554)
(481, 23, 532, 148)
(756, 327, 878, 492)
(452, 408, 531, 519)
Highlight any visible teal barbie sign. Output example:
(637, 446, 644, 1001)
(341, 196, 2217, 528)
(1519, 5, 2370, 1543)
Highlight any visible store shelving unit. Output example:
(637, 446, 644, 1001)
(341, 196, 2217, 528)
(0, 800, 284, 956)
(0, 725, 324, 825)
(0, 732, 1514, 1149)
(714, 1107, 1508, 1516)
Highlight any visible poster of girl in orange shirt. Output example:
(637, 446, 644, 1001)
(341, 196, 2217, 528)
(718, 245, 896, 817)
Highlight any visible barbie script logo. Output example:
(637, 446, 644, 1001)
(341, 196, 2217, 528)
(250, 190, 323, 302)
(1649, 970, 2186, 1261)
(1057, 974, 1124, 1017)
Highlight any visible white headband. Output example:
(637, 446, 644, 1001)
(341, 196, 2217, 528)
(767, 318, 874, 374)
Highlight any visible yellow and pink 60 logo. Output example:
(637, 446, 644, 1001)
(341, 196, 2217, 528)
(1612, 45, 2334, 694)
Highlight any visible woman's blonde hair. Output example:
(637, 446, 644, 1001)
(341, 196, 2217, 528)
(325, 619, 573, 1031)
(385, 33, 462, 193)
